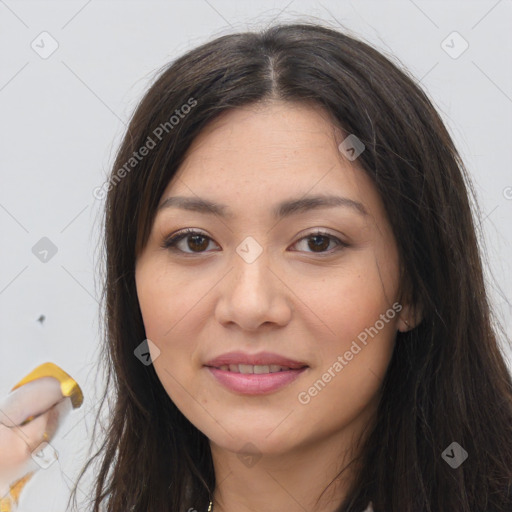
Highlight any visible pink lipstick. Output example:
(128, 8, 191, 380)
(204, 351, 308, 395)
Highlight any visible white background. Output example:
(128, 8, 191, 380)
(0, 1, 511, 510)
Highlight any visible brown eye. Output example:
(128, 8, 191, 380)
(162, 229, 347, 256)
(307, 234, 331, 252)
(292, 231, 347, 254)
(162, 229, 218, 254)
(186, 234, 209, 252)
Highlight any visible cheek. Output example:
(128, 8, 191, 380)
(136, 262, 210, 341)
(295, 275, 398, 433)
(300, 251, 399, 344)
(135, 263, 213, 396)
(296, 250, 398, 400)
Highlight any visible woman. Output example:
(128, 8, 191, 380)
(72, 22, 512, 512)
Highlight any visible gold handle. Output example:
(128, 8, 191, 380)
(10, 362, 83, 409)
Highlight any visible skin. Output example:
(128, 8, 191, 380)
(135, 100, 420, 512)
(0, 378, 70, 496)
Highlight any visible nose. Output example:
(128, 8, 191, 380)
(214, 244, 292, 332)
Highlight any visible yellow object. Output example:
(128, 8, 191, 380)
(0, 362, 84, 512)
(0, 474, 34, 511)
(11, 362, 83, 409)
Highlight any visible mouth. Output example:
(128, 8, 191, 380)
(203, 351, 309, 394)
(204, 351, 308, 369)
(208, 363, 308, 374)
(204, 362, 309, 395)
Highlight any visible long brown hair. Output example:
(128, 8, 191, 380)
(70, 21, 512, 512)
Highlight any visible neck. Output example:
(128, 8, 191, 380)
(209, 409, 374, 512)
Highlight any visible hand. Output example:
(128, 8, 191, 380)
(0, 364, 83, 511)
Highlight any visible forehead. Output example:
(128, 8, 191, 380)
(188, 100, 342, 150)
(157, 101, 386, 226)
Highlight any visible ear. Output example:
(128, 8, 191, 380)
(397, 301, 423, 332)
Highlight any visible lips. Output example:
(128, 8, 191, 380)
(204, 351, 308, 370)
(204, 351, 309, 395)
(214, 364, 296, 374)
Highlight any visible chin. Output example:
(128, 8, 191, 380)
(207, 423, 301, 456)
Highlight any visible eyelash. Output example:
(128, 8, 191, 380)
(161, 228, 348, 256)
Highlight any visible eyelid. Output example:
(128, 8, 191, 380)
(161, 228, 348, 255)
(161, 228, 218, 252)
(289, 229, 348, 254)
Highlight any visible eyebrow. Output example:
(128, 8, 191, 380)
(157, 194, 368, 219)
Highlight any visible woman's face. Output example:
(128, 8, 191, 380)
(135, 100, 412, 457)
